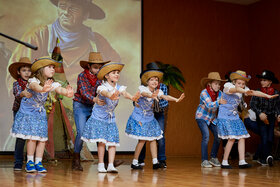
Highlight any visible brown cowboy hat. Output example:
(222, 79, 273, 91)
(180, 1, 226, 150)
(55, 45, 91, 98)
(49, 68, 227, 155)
(200, 72, 227, 87)
(80, 52, 110, 69)
(31, 56, 60, 73)
(50, 0, 105, 20)
(97, 62, 124, 80)
(8, 57, 32, 80)
(140, 70, 163, 86)
(230, 70, 251, 82)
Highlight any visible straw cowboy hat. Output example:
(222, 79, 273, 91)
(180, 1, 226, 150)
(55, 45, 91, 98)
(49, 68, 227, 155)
(140, 70, 163, 85)
(50, 0, 105, 20)
(80, 52, 110, 69)
(230, 70, 251, 82)
(31, 57, 60, 73)
(256, 70, 279, 84)
(8, 57, 32, 80)
(97, 62, 124, 80)
(200, 72, 227, 87)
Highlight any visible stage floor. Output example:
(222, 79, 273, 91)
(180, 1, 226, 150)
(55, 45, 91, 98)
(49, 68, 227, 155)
(1, 157, 280, 187)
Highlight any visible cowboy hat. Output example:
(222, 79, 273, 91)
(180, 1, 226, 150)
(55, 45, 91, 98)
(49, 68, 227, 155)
(200, 72, 227, 87)
(140, 70, 163, 85)
(97, 62, 124, 80)
(8, 57, 32, 80)
(230, 70, 251, 82)
(80, 52, 110, 69)
(31, 57, 60, 73)
(50, 0, 105, 20)
(256, 70, 279, 84)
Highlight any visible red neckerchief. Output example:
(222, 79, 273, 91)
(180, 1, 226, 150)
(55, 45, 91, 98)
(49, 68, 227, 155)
(84, 69, 98, 87)
(17, 78, 27, 90)
(206, 85, 218, 101)
(261, 86, 275, 95)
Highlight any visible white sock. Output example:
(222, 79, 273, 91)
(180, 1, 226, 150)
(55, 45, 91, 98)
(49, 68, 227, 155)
(98, 163, 105, 169)
(35, 157, 42, 164)
(132, 159, 138, 165)
(239, 160, 247, 165)
(152, 158, 158, 164)
(222, 160, 229, 165)
(107, 163, 115, 170)
(27, 155, 34, 162)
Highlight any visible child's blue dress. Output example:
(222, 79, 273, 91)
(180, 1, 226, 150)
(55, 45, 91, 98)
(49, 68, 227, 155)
(125, 85, 163, 141)
(81, 81, 126, 146)
(11, 77, 61, 141)
(217, 82, 250, 139)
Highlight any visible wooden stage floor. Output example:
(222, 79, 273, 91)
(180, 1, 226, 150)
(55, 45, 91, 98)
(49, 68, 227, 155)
(1, 157, 280, 187)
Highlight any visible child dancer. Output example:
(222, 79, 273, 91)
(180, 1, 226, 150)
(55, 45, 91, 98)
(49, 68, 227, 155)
(217, 70, 278, 169)
(8, 57, 32, 170)
(81, 62, 139, 173)
(11, 57, 74, 173)
(250, 70, 280, 166)
(195, 72, 227, 168)
(126, 69, 185, 169)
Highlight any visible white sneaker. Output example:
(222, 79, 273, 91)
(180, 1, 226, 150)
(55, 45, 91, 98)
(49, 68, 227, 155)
(107, 166, 118, 173)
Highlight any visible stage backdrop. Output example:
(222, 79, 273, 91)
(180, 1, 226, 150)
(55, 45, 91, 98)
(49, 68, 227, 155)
(0, 0, 141, 151)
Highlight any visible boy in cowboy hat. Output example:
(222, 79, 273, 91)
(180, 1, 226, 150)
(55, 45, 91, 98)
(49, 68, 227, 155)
(217, 70, 278, 169)
(195, 72, 227, 168)
(81, 62, 139, 173)
(250, 70, 280, 166)
(8, 57, 32, 171)
(126, 68, 184, 170)
(72, 52, 110, 171)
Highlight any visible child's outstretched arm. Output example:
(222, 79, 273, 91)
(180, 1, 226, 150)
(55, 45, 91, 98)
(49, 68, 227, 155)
(228, 87, 247, 94)
(55, 85, 74, 98)
(29, 79, 53, 93)
(121, 90, 140, 102)
(248, 90, 279, 99)
(160, 93, 185, 102)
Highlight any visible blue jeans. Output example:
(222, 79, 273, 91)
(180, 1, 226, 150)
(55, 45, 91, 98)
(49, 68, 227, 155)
(13, 111, 26, 166)
(244, 118, 261, 158)
(139, 111, 166, 162)
(196, 119, 220, 161)
(73, 101, 93, 153)
(258, 114, 275, 160)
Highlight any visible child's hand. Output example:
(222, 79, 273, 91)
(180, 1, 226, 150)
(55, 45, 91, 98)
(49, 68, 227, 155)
(259, 112, 269, 125)
(151, 89, 159, 102)
(219, 95, 227, 105)
(245, 90, 253, 96)
(93, 96, 106, 106)
(131, 91, 141, 102)
(65, 85, 74, 98)
(278, 115, 280, 122)
(22, 89, 32, 98)
(266, 94, 279, 99)
(176, 93, 185, 102)
(109, 90, 120, 100)
(42, 79, 54, 92)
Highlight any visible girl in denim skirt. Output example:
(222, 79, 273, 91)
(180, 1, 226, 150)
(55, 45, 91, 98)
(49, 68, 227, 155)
(11, 57, 74, 173)
(126, 69, 185, 170)
(81, 62, 139, 173)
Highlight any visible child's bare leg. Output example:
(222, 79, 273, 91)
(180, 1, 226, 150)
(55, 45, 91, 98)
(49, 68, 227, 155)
(150, 140, 157, 159)
(107, 146, 117, 172)
(27, 140, 36, 162)
(34, 141, 45, 164)
(98, 143, 106, 163)
(222, 139, 235, 166)
(238, 138, 245, 161)
(108, 146, 116, 164)
(150, 140, 159, 165)
(97, 143, 106, 172)
(134, 140, 146, 160)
